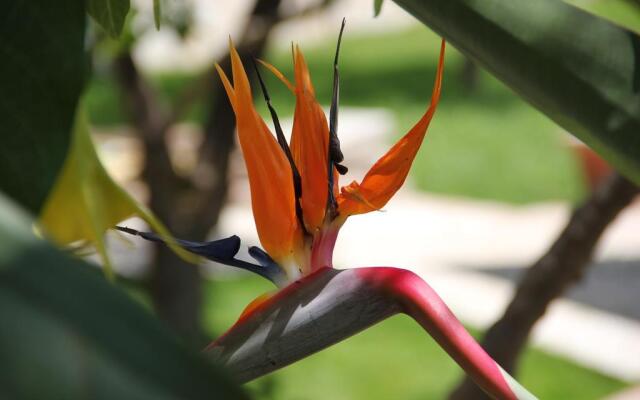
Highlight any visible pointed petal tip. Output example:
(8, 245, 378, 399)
(430, 39, 446, 105)
(215, 63, 236, 110)
(222, 45, 299, 262)
(337, 41, 446, 217)
(257, 59, 295, 93)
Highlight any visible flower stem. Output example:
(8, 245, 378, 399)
(357, 268, 536, 400)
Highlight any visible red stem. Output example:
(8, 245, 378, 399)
(357, 267, 517, 400)
(310, 226, 339, 271)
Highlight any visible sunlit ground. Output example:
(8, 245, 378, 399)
(203, 275, 624, 400)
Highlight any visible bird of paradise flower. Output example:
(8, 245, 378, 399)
(120, 21, 536, 400)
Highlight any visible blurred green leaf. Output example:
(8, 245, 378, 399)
(374, 0, 384, 16)
(0, 0, 86, 213)
(87, 0, 131, 38)
(565, 0, 640, 33)
(0, 193, 251, 400)
(154, 0, 162, 30)
(393, 0, 640, 184)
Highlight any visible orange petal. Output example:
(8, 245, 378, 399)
(238, 292, 273, 321)
(293, 45, 315, 96)
(257, 59, 295, 93)
(290, 46, 330, 232)
(214, 63, 236, 112)
(337, 40, 445, 216)
(217, 42, 300, 262)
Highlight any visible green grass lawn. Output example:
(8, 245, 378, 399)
(202, 275, 625, 400)
(86, 27, 585, 204)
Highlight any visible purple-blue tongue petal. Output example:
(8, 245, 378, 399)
(115, 226, 283, 285)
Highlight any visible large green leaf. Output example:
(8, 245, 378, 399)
(0, 0, 86, 213)
(87, 0, 131, 38)
(0, 193, 250, 400)
(393, 0, 640, 184)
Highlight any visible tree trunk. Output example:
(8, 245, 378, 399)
(449, 172, 638, 400)
(116, 0, 283, 345)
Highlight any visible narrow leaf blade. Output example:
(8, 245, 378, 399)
(154, 0, 162, 30)
(374, 0, 384, 16)
(87, 0, 131, 38)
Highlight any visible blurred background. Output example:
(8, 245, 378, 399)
(87, 0, 639, 398)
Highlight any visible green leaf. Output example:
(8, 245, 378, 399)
(393, 0, 640, 184)
(0, 193, 251, 400)
(374, 0, 384, 16)
(87, 0, 131, 38)
(565, 0, 640, 34)
(0, 0, 86, 213)
(154, 0, 162, 30)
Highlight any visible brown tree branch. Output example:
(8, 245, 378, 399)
(449, 172, 638, 400)
(115, 51, 202, 343)
(113, 52, 183, 190)
(114, 0, 286, 344)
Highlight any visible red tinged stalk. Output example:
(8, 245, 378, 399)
(357, 268, 525, 400)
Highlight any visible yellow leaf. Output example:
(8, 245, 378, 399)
(39, 104, 196, 278)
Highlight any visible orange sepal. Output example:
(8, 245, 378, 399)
(289, 45, 331, 232)
(238, 292, 273, 321)
(216, 42, 300, 262)
(257, 59, 295, 93)
(337, 40, 445, 217)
